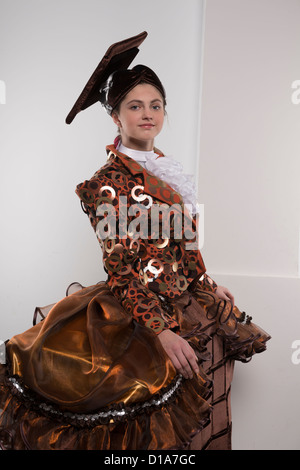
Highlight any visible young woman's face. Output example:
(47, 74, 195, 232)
(112, 83, 165, 151)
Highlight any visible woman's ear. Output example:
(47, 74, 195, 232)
(112, 112, 121, 128)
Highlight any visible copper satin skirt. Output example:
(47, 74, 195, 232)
(0, 282, 270, 450)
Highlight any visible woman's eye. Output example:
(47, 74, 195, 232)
(130, 105, 140, 110)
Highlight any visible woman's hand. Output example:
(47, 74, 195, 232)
(158, 329, 199, 379)
(215, 285, 235, 306)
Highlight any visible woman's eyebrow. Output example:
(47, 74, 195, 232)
(126, 99, 143, 105)
(126, 98, 163, 105)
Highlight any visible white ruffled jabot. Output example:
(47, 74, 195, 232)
(118, 143, 200, 216)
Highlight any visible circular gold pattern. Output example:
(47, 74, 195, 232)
(122, 298, 134, 313)
(175, 275, 188, 291)
(145, 259, 164, 276)
(139, 269, 148, 286)
(153, 238, 169, 249)
(111, 171, 125, 185)
(118, 264, 132, 275)
(104, 238, 115, 254)
(137, 297, 157, 310)
(129, 239, 140, 252)
(96, 196, 114, 206)
(104, 253, 122, 273)
(115, 278, 129, 287)
(78, 188, 94, 204)
(131, 185, 153, 208)
(131, 185, 146, 202)
(99, 185, 116, 199)
(124, 250, 138, 264)
(162, 246, 176, 264)
(145, 316, 165, 333)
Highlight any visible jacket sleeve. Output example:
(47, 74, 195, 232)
(76, 175, 179, 335)
(198, 273, 218, 293)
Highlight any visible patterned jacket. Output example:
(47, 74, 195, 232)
(76, 144, 217, 334)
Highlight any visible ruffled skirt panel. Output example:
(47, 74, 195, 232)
(0, 282, 270, 450)
(170, 286, 270, 449)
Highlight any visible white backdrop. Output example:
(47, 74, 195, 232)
(1, 0, 299, 451)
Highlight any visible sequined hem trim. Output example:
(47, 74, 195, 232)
(7, 374, 183, 428)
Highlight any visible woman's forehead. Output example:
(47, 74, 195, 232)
(123, 83, 164, 103)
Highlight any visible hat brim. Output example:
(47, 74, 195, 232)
(65, 31, 148, 124)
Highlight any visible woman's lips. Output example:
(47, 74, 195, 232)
(139, 124, 154, 129)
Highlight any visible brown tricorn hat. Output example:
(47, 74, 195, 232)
(66, 31, 165, 124)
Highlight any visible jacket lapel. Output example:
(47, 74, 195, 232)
(106, 145, 183, 207)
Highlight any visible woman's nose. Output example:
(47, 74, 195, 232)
(142, 107, 153, 119)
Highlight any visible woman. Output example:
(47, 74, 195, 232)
(99, 75, 234, 381)
(0, 32, 270, 450)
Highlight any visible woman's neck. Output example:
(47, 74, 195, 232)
(120, 136, 154, 152)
